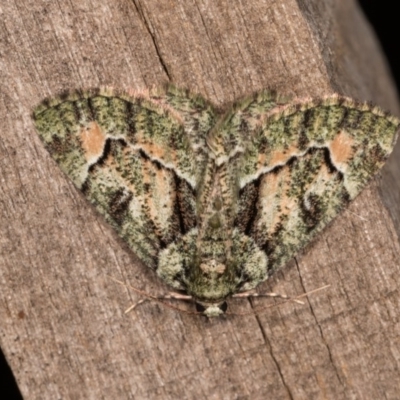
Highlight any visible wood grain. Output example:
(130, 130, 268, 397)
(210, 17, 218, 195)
(1, 0, 399, 398)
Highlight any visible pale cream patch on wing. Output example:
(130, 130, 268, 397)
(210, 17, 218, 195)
(307, 163, 334, 196)
(302, 162, 345, 219)
(328, 131, 355, 169)
(99, 146, 176, 234)
(142, 159, 175, 235)
(80, 122, 107, 164)
(258, 167, 298, 236)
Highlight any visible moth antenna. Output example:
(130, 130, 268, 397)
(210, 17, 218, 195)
(345, 209, 368, 221)
(124, 299, 148, 314)
(232, 290, 305, 304)
(107, 276, 202, 316)
(226, 284, 330, 316)
(124, 292, 194, 313)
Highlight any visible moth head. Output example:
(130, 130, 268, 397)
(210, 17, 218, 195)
(195, 301, 228, 317)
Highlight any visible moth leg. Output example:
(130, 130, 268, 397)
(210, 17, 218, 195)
(163, 292, 193, 301)
(232, 291, 304, 305)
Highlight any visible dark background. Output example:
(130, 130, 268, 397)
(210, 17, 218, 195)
(1, 2, 398, 399)
(359, 1, 400, 90)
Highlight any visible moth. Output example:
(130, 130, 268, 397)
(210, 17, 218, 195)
(33, 86, 399, 317)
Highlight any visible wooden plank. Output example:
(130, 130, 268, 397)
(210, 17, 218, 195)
(1, 0, 399, 398)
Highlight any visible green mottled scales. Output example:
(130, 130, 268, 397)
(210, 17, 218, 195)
(33, 86, 399, 317)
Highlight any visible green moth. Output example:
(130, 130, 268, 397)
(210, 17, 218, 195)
(33, 86, 399, 317)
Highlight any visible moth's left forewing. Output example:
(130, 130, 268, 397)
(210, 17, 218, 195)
(317, 98, 399, 196)
(235, 95, 399, 274)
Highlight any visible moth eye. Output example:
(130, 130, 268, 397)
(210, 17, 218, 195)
(195, 303, 206, 313)
(219, 302, 228, 313)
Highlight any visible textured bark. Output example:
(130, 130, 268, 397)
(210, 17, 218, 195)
(1, 0, 400, 398)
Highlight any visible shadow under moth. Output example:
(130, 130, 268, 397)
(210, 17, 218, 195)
(33, 86, 399, 317)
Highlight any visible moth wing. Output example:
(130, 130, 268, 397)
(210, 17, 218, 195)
(206, 90, 291, 158)
(33, 88, 216, 269)
(234, 96, 399, 274)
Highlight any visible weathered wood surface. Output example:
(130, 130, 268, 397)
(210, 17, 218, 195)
(1, 1, 400, 398)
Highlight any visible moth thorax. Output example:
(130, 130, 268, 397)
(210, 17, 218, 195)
(208, 213, 221, 229)
(200, 260, 226, 275)
(213, 197, 222, 211)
